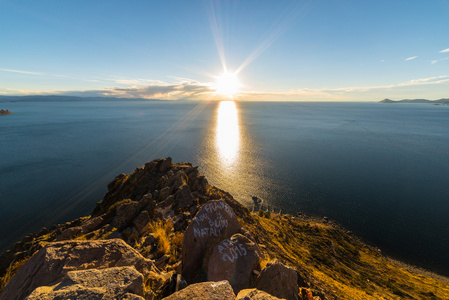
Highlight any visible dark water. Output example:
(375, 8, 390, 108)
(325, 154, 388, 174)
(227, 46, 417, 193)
(1, 100, 448, 276)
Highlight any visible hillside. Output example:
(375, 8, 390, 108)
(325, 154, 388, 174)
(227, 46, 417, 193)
(1, 158, 448, 299)
(380, 98, 449, 104)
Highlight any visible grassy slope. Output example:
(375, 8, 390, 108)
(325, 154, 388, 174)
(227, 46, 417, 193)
(1, 160, 449, 299)
(241, 212, 449, 300)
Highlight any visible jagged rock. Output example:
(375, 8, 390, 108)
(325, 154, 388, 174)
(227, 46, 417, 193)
(159, 186, 171, 201)
(255, 259, 299, 300)
(0, 239, 157, 300)
(182, 200, 242, 283)
(26, 266, 145, 300)
(207, 234, 264, 293)
(174, 184, 195, 209)
(56, 226, 82, 240)
(113, 201, 141, 230)
(134, 210, 151, 234)
(160, 157, 173, 172)
(162, 280, 235, 300)
(237, 289, 285, 300)
(81, 215, 104, 233)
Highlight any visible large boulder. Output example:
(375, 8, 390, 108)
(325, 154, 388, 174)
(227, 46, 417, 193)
(255, 259, 299, 300)
(0, 239, 157, 300)
(162, 280, 235, 300)
(182, 200, 242, 283)
(26, 266, 145, 300)
(237, 289, 285, 300)
(207, 234, 264, 293)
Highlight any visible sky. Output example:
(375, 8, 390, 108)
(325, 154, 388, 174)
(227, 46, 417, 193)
(1, 0, 449, 101)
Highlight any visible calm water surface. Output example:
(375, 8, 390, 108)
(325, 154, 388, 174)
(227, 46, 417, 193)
(1, 100, 448, 276)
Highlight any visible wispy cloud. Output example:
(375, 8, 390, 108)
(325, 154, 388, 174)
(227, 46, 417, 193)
(440, 48, 449, 53)
(0, 68, 44, 76)
(331, 75, 449, 92)
(430, 57, 449, 64)
(405, 56, 418, 61)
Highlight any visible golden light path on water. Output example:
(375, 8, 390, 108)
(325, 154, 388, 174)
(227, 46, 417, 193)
(198, 101, 277, 210)
(216, 101, 240, 164)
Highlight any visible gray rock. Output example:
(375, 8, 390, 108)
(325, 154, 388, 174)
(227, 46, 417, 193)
(81, 216, 104, 233)
(113, 201, 141, 230)
(237, 289, 285, 300)
(26, 266, 145, 300)
(56, 226, 82, 241)
(134, 210, 151, 234)
(159, 157, 173, 172)
(255, 259, 299, 300)
(182, 200, 242, 283)
(159, 186, 171, 201)
(0, 239, 157, 300)
(207, 234, 264, 293)
(162, 280, 235, 300)
(174, 184, 194, 209)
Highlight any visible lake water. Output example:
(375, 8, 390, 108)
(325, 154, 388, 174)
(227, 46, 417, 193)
(1, 100, 448, 276)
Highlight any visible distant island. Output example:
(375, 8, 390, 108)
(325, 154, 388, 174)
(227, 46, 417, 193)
(380, 98, 449, 104)
(0, 109, 12, 115)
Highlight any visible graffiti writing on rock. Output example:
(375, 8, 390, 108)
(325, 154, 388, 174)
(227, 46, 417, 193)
(193, 210, 229, 239)
(218, 237, 247, 263)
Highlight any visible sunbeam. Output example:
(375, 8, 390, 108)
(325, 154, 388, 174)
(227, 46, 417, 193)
(205, 0, 228, 72)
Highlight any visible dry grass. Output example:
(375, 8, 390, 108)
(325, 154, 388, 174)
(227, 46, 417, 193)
(0, 258, 27, 293)
(241, 214, 449, 300)
(149, 219, 173, 256)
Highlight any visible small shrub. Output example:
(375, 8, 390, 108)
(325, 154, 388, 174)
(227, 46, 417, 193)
(149, 220, 173, 256)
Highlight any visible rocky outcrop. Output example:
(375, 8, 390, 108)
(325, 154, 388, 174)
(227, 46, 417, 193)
(182, 199, 242, 283)
(3, 157, 420, 300)
(26, 266, 146, 300)
(0, 239, 158, 300)
(162, 280, 235, 300)
(207, 234, 264, 293)
(255, 259, 299, 300)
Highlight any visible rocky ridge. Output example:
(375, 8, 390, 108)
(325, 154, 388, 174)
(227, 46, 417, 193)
(1, 158, 449, 299)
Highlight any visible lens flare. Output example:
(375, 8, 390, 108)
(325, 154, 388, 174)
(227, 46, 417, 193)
(215, 72, 241, 98)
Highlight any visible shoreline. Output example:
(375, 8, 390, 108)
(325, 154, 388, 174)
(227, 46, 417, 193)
(1, 158, 449, 299)
(0, 109, 12, 115)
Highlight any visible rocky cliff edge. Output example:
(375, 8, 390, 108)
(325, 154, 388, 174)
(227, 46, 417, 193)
(1, 158, 449, 300)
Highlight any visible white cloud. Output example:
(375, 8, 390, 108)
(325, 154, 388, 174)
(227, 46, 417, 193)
(59, 81, 216, 100)
(440, 48, 449, 53)
(0, 68, 44, 76)
(405, 56, 418, 61)
(431, 60, 438, 64)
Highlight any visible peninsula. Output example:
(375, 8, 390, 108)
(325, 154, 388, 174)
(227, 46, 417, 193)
(0, 109, 12, 115)
(1, 158, 448, 299)
(380, 98, 449, 104)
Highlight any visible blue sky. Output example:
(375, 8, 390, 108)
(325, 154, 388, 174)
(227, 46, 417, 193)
(1, 0, 449, 101)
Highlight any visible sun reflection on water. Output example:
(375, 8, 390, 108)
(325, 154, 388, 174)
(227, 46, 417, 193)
(216, 101, 240, 165)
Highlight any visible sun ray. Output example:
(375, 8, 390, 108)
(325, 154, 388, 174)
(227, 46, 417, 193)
(205, 0, 227, 72)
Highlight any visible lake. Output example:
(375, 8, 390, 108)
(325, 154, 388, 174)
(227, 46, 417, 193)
(1, 100, 448, 276)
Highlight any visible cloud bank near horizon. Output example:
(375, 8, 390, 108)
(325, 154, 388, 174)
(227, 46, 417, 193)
(1, 75, 448, 102)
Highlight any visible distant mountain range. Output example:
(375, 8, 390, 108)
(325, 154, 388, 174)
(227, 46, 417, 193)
(380, 98, 449, 104)
(0, 95, 160, 102)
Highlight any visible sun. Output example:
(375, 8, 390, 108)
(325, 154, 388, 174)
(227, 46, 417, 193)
(215, 71, 241, 98)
